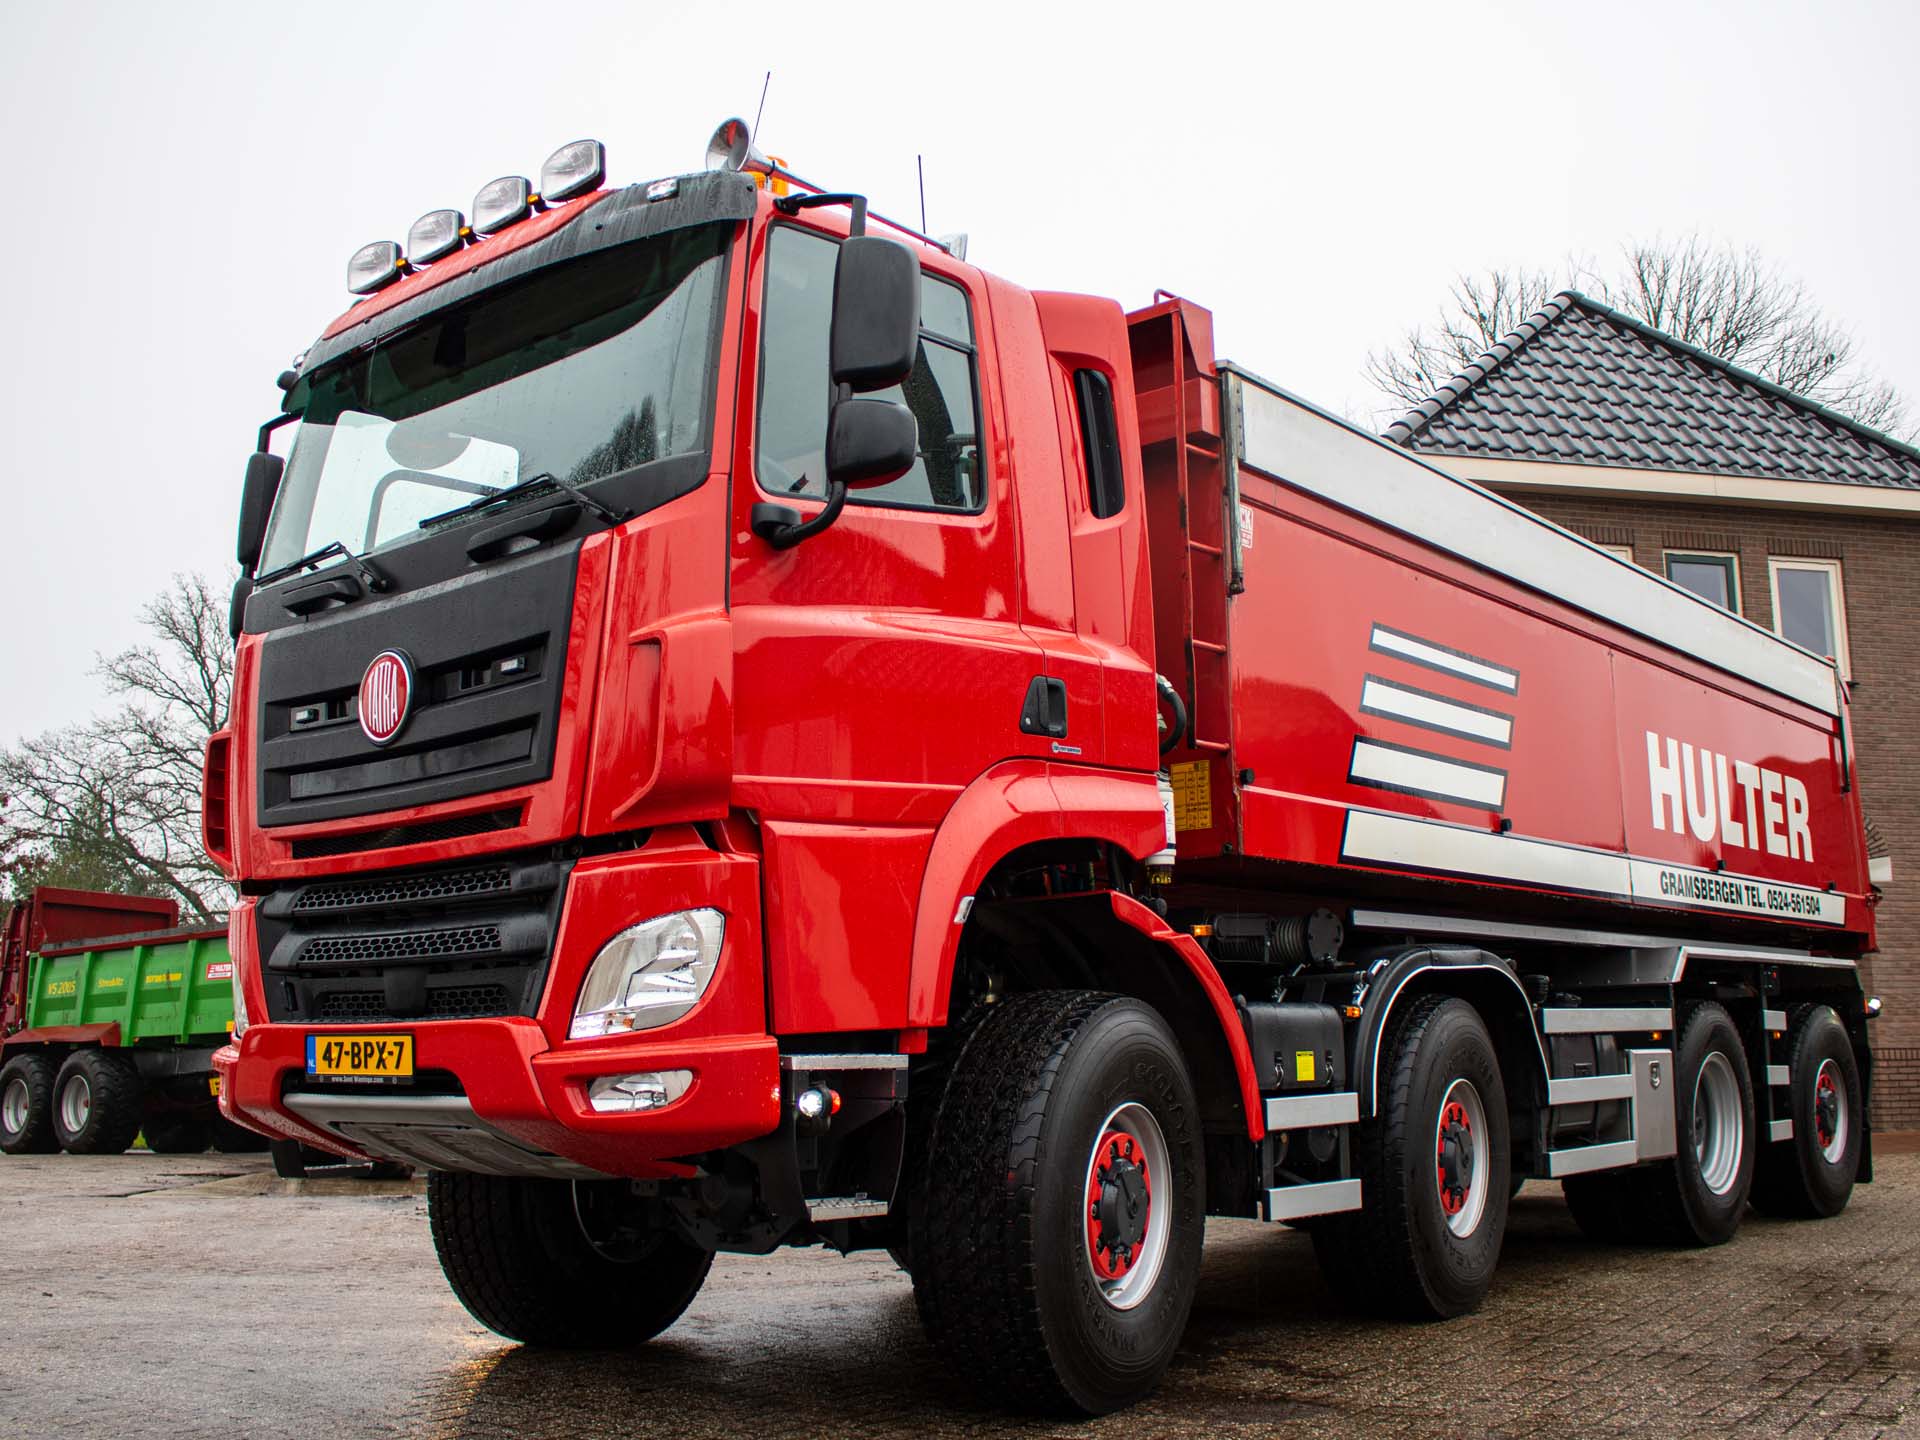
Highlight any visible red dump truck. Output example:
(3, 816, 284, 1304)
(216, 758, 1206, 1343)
(208, 123, 1877, 1414)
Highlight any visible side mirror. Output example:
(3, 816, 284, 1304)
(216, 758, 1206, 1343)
(830, 236, 919, 392)
(237, 450, 284, 574)
(828, 397, 918, 489)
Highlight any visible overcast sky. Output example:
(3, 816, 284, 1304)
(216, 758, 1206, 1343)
(1, 0, 1915, 745)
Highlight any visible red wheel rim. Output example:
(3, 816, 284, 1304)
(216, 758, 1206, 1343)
(1085, 1128, 1152, 1282)
(1437, 1098, 1471, 1217)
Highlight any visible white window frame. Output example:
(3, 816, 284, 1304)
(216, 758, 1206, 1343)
(1663, 549, 1742, 614)
(1768, 556, 1851, 678)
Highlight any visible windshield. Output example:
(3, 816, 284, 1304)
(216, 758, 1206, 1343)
(260, 221, 731, 574)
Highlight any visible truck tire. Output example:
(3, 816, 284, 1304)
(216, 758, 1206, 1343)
(52, 1049, 144, 1155)
(141, 1106, 215, 1155)
(0, 1052, 58, 1155)
(1633, 1001, 1754, 1245)
(1751, 1005, 1863, 1219)
(911, 991, 1205, 1416)
(428, 1173, 713, 1347)
(1312, 994, 1510, 1319)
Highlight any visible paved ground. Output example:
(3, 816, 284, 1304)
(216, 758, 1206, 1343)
(2, 1151, 1918, 1439)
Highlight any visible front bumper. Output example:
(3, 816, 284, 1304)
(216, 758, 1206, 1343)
(217, 827, 782, 1178)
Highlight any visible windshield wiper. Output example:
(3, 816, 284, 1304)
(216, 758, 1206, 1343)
(419, 470, 629, 530)
(255, 540, 392, 593)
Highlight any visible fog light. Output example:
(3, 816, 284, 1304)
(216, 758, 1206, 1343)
(588, 1070, 692, 1114)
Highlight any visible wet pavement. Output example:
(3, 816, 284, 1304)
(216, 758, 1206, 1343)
(2, 1149, 1917, 1438)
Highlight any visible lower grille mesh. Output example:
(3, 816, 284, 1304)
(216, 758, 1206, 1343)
(315, 985, 514, 1023)
(299, 926, 503, 967)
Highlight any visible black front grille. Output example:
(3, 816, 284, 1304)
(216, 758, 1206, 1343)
(316, 984, 513, 1023)
(289, 808, 521, 860)
(256, 854, 571, 1025)
(292, 865, 514, 912)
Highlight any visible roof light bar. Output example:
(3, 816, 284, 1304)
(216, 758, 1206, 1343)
(346, 240, 407, 295)
(472, 175, 534, 234)
(540, 139, 606, 202)
(407, 208, 470, 266)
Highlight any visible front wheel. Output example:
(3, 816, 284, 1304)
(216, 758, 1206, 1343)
(428, 1173, 713, 1347)
(912, 991, 1205, 1416)
(1313, 994, 1510, 1318)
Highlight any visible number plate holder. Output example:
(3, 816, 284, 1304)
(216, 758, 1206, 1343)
(305, 1034, 415, 1079)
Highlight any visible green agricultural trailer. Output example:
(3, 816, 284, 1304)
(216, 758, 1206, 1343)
(0, 887, 256, 1155)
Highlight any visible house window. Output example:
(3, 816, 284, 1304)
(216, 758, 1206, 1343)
(1770, 558, 1850, 676)
(1664, 551, 1740, 613)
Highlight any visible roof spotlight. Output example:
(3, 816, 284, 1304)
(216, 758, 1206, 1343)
(704, 116, 771, 176)
(473, 175, 534, 234)
(407, 208, 469, 266)
(346, 240, 407, 295)
(540, 139, 606, 202)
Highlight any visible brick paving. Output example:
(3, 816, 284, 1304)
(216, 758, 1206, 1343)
(1, 1151, 1917, 1438)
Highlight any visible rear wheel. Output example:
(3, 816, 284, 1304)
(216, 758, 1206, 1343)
(0, 1052, 58, 1155)
(1313, 994, 1510, 1318)
(52, 1049, 144, 1155)
(428, 1173, 713, 1347)
(912, 991, 1205, 1415)
(1752, 1005, 1863, 1219)
(141, 1106, 215, 1155)
(1635, 1002, 1753, 1245)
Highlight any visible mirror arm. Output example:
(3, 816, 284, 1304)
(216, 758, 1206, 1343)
(751, 479, 848, 551)
(772, 190, 868, 238)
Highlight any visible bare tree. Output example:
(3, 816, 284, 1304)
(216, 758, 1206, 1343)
(0, 575, 234, 919)
(1367, 237, 1907, 436)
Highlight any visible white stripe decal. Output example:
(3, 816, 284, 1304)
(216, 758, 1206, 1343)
(1350, 739, 1506, 809)
(1360, 677, 1513, 747)
(1340, 811, 1846, 926)
(1369, 625, 1518, 693)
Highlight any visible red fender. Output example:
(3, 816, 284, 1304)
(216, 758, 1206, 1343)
(1105, 891, 1266, 1141)
(2, 1022, 120, 1052)
(906, 759, 1165, 1027)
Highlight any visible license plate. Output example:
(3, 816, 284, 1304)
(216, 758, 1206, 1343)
(306, 1034, 414, 1078)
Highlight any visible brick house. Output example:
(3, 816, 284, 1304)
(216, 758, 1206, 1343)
(1385, 291, 1920, 1124)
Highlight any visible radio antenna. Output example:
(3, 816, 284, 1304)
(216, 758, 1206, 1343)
(917, 154, 928, 234)
(752, 71, 771, 138)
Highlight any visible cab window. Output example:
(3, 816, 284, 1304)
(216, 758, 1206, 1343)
(758, 226, 984, 512)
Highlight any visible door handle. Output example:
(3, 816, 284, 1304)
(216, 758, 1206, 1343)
(1019, 677, 1068, 739)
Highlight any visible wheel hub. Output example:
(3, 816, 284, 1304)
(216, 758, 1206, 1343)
(1815, 1070, 1839, 1150)
(1437, 1101, 1476, 1216)
(1086, 1130, 1152, 1281)
(2, 1077, 27, 1134)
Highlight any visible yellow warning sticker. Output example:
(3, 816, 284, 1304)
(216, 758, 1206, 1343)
(1170, 760, 1212, 832)
(1295, 1050, 1316, 1084)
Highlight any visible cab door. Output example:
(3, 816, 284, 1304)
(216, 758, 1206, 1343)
(728, 216, 1045, 1034)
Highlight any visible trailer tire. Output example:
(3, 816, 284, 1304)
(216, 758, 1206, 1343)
(51, 1049, 144, 1155)
(211, 1113, 270, 1153)
(1635, 1001, 1753, 1246)
(1751, 1005, 1862, 1219)
(0, 1052, 58, 1155)
(911, 991, 1205, 1416)
(1313, 994, 1510, 1319)
(141, 1106, 215, 1155)
(428, 1173, 712, 1348)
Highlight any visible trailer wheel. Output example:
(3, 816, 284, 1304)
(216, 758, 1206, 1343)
(1752, 1005, 1862, 1219)
(51, 1049, 144, 1155)
(141, 1106, 215, 1155)
(1313, 994, 1510, 1319)
(428, 1173, 713, 1348)
(1635, 1001, 1754, 1245)
(0, 1052, 58, 1155)
(911, 991, 1204, 1416)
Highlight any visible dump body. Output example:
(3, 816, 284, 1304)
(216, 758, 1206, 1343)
(1132, 301, 1871, 957)
(23, 927, 234, 1047)
(2, 888, 179, 1036)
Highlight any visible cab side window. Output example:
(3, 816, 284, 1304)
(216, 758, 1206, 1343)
(1074, 369, 1125, 518)
(759, 226, 984, 512)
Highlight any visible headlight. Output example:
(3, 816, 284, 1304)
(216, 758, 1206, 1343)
(571, 909, 724, 1039)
